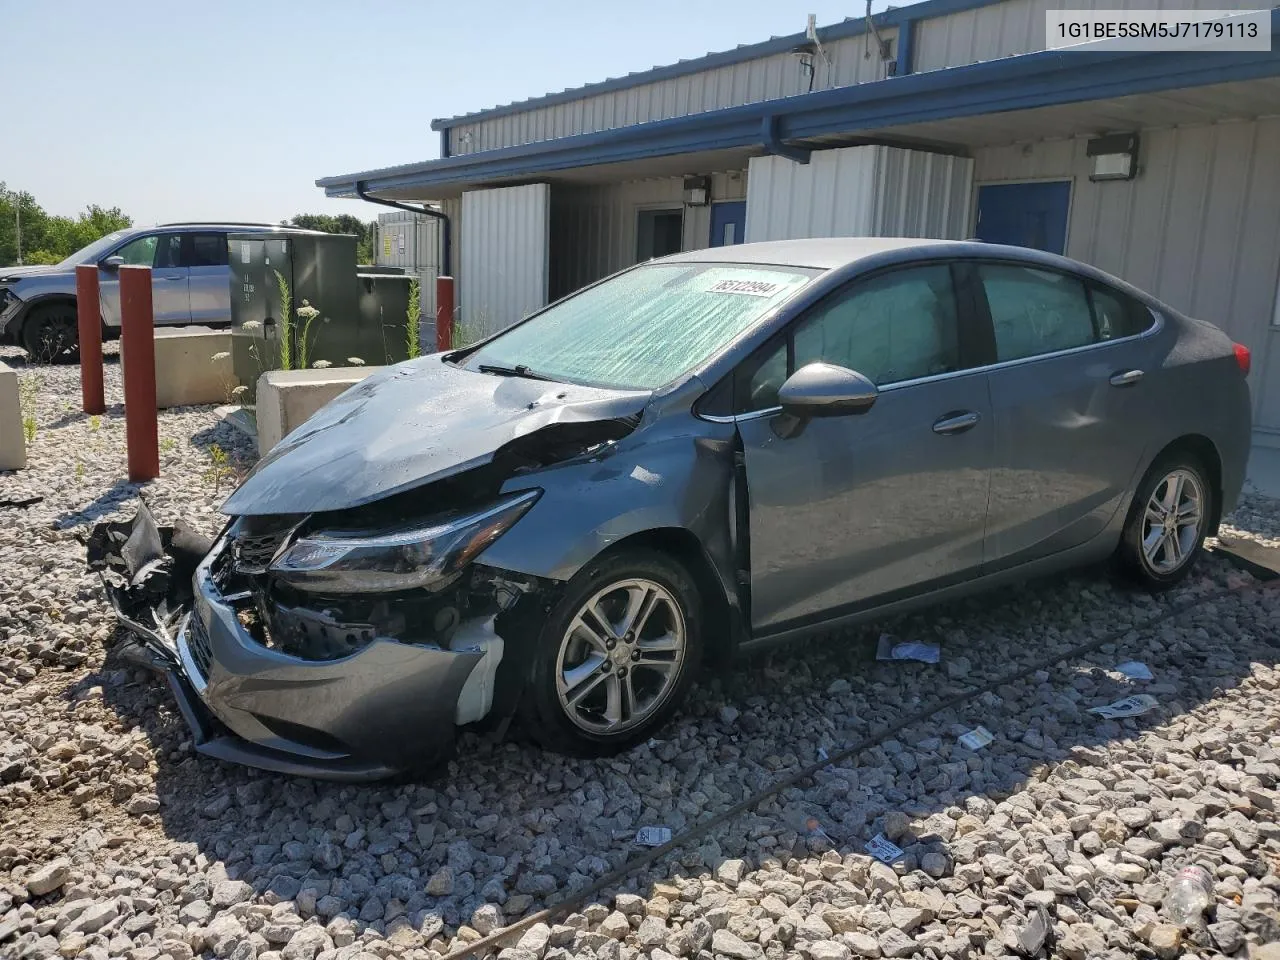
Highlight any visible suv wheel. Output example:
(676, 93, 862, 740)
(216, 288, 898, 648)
(22, 302, 80, 364)
(520, 548, 703, 756)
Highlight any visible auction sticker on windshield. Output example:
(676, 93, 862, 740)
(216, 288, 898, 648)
(708, 278, 783, 296)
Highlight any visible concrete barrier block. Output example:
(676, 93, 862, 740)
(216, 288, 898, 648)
(256, 366, 382, 454)
(0, 361, 26, 470)
(121, 327, 236, 409)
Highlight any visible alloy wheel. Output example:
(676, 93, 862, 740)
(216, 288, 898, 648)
(26, 309, 78, 363)
(554, 577, 687, 735)
(1140, 468, 1204, 575)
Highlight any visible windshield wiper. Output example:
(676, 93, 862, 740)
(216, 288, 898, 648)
(477, 363, 555, 382)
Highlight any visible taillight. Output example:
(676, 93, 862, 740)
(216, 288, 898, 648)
(1234, 342, 1251, 376)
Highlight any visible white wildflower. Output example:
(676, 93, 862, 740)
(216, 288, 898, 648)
(346, 357, 366, 366)
(312, 360, 332, 369)
(241, 320, 262, 331)
(210, 351, 231, 362)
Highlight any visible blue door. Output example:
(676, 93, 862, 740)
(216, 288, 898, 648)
(974, 181, 1071, 255)
(709, 201, 746, 247)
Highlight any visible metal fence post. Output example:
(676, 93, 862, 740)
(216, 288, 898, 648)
(435, 276, 454, 352)
(75, 264, 105, 415)
(119, 265, 158, 482)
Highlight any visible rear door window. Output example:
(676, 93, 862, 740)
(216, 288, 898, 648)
(185, 232, 229, 268)
(978, 263, 1094, 362)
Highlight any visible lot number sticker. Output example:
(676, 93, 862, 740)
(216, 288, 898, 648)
(708, 278, 780, 296)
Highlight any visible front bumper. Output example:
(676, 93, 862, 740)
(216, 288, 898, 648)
(0, 292, 23, 340)
(96, 514, 486, 781)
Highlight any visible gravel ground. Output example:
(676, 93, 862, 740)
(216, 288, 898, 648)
(2, 351, 1279, 960)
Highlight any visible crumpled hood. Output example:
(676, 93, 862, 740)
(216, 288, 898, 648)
(221, 355, 652, 516)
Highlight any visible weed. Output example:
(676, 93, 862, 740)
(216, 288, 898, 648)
(274, 270, 294, 371)
(75, 461, 85, 483)
(17, 373, 42, 445)
(295, 300, 322, 370)
(89, 415, 101, 432)
(406, 278, 421, 359)
(160, 437, 177, 456)
(210, 351, 241, 405)
(202, 443, 235, 495)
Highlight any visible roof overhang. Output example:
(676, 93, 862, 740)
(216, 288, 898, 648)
(318, 10, 1280, 202)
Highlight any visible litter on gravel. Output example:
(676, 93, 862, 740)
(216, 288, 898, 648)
(958, 725, 995, 750)
(633, 826, 673, 846)
(865, 833, 906, 863)
(1088, 692, 1160, 718)
(875, 633, 941, 663)
(1116, 660, 1155, 680)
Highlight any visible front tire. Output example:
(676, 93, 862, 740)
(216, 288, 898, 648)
(1118, 453, 1213, 589)
(21, 302, 80, 364)
(520, 549, 704, 756)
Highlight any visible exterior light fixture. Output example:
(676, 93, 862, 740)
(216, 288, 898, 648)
(683, 176, 711, 206)
(1087, 133, 1139, 182)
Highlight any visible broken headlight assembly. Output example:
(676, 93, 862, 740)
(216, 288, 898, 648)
(269, 489, 540, 593)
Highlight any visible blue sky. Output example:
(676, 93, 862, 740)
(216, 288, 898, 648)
(1, 0, 902, 226)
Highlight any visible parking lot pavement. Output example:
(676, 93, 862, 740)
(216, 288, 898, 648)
(2, 352, 1278, 960)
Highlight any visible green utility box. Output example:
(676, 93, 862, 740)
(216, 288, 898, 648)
(229, 231, 414, 403)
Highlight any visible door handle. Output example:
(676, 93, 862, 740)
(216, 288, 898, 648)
(932, 411, 981, 435)
(1109, 369, 1144, 387)
(161, 274, 185, 281)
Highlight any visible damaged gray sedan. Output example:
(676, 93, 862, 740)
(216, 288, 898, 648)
(92, 238, 1252, 780)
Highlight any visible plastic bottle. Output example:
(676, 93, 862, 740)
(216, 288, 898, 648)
(1165, 864, 1214, 926)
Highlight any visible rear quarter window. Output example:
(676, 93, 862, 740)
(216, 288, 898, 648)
(1089, 284, 1154, 339)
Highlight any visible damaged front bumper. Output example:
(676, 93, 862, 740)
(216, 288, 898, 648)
(90, 507, 509, 782)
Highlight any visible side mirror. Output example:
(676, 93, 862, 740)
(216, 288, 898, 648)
(778, 362, 878, 418)
(99, 255, 125, 271)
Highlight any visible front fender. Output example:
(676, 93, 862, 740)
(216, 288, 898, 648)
(0, 291, 78, 338)
(477, 414, 739, 596)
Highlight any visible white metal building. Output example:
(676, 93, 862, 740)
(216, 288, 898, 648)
(321, 0, 1280, 468)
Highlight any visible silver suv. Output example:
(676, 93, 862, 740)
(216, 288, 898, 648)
(0, 222, 278, 361)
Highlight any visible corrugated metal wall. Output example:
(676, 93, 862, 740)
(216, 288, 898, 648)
(448, 31, 897, 156)
(745, 146, 973, 242)
(374, 210, 442, 325)
(972, 118, 1280, 434)
(548, 171, 747, 299)
(912, 0, 1257, 73)
(459, 184, 550, 340)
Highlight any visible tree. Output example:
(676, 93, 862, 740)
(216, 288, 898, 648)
(0, 185, 132, 267)
(282, 213, 375, 264)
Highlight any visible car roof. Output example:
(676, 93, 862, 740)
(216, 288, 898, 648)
(117, 223, 326, 235)
(659, 237, 964, 270)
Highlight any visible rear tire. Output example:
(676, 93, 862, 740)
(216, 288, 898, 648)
(519, 548, 703, 757)
(1117, 452, 1213, 589)
(21, 302, 80, 364)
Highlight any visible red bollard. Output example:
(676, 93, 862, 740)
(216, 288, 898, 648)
(119, 265, 159, 482)
(75, 265, 106, 415)
(435, 275, 454, 352)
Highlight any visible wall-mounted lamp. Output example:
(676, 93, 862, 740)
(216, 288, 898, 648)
(1087, 133, 1139, 182)
(683, 176, 712, 206)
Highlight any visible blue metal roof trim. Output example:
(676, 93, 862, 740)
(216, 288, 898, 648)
(428, 0, 1003, 130)
(319, 13, 1280, 199)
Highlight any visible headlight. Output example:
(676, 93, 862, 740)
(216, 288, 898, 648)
(269, 489, 539, 593)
